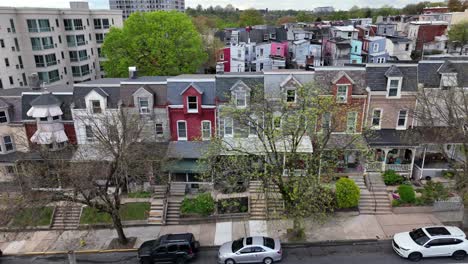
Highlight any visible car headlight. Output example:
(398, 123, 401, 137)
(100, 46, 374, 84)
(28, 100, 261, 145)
(400, 247, 410, 251)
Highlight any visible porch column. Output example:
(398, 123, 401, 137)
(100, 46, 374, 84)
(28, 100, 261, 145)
(420, 146, 427, 180)
(382, 149, 389, 172)
(410, 148, 416, 179)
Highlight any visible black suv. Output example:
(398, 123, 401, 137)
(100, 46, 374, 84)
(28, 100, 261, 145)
(138, 233, 200, 264)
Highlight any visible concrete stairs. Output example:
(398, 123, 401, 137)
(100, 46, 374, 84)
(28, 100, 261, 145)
(170, 182, 186, 196)
(51, 204, 82, 230)
(349, 175, 392, 215)
(148, 199, 166, 225)
(249, 181, 267, 220)
(153, 185, 168, 199)
(265, 184, 284, 219)
(166, 198, 183, 225)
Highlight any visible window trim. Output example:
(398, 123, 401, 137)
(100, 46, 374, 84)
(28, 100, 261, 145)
(155, 123, 164, 136)
(90, 100, 102, 114)
(396, 109, 408, 130)
(286, 89, 296, 103)
(201, 120, 211, 140)
(336, 85, 348, 103)
(371, 108, 382, 130)
(187, 96, 198, 113)
(235, 90, 247, 108)
(138, 97, 150, 114)
(85, 125, 94, 142)
(224, 117, 233, 138)
(386, 77, 402, 98)
(372, 43, 379, 52)
(177, 120, 187, 141)
(2, 135, 14, 153)
(346, 112, 358, 133)
(0, 110, 9, 124)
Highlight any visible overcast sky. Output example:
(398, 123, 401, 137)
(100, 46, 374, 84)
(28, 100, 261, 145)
(1, 0, 442, 10)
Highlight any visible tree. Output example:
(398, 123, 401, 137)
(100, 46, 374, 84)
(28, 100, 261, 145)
(102, 11, 207, 77)
(276, 16, 297, 25)
(239, 9, 264, 27)
(448, 0, 463, 12)
(296, 11, 314, 22)
(199, 82, 366, 237)
(448, 21, 468, 55)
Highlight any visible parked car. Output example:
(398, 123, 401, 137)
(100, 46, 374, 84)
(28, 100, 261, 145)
(393, 226, 468, 262)
(218, 236, 282, 264)
(138, 233, 200, 264)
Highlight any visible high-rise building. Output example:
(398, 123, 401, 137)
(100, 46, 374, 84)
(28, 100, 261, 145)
(109, 0, 185, 20)
(0, 1, 123, 89)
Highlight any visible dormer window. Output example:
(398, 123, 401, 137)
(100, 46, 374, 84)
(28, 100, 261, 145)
(40, 117, 48, 122)
(387, 77, 402, 98)
(187, 96, 198, 113)
(138, 97, 150, 114)
(52, 115, 60, 120)
(0, 110, 8, 123)
(286, 90, 296, 103)
(336, 85, 348, 103)
(91, 100, 101, 114)
(236, 91, 246, 107)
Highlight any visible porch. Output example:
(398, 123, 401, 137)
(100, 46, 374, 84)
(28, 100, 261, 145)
(412, 144, 462, 180)
(365, 147, 415, 175)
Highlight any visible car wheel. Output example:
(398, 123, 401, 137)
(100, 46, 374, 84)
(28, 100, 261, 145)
(408, 252, 422, 262)
(225, 259, 236, 264)
(140, 257, 153, 264)
(453, 250, 467, 260)
(263, 257, 274, 264)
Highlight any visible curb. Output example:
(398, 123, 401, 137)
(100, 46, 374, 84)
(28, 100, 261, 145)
(8, 238, 391, 256)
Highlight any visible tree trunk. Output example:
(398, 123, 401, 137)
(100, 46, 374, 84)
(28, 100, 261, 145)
(111, 210, 128, 245)
(463, 205, 468, 230)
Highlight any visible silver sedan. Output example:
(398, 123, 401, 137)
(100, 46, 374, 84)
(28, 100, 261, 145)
(218, 236, 282, 264)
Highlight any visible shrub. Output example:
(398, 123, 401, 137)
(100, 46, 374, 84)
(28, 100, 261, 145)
(392, 199, 401, 207)
(383, 170, 404, 185)
(420, 181, 449, 204)
(180, 193, 215, 216)
(442, 171, 455, 179)
(398, 184, 416, 204)
(335, 178, 360, 209)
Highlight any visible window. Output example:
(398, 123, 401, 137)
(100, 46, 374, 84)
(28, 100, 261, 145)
(10, 19, 15, 33)
(91, 100, 101, 114)
(31, 37, 41, 50)
(6, 166, 14, 174)
(9, 76, 13, 85)
(18, 55, 23, 68)
(55, 19, 59, 27)
(387, 78, 400, 97)
(0, 79, 2, 89)
(85, 125, 94, 141)
(76, 35, 85, 46)
(0, 39, 4, 48)
(39, 117, 48, 122)
(224, 118, 233, 137)
(321, 113, 331, 132)
(3, 136, 13, 151)
(80, 64, 90, 76)
(45, 53, 57, 66)
(240, 247, 253, 254)
(78, 49, 88, 61)
(237, 49, 241, 58)
(336, 85, 348, 103)
(377, 57, 385, 63)
(27, 19, 38, 32)
(348, 32, 352, 38)
(73, 19, 83, 30)
(94, 19, 102, 29)
(41, 37, 54, 49)
(102, 19, 110, 29)
(397, 110, 407, 129)
(286, 89, 296, 103)
(64, 19, 73, 30)
(66, 35, 76, 47)
(52, 115, 60, 120)
(96, 33, 104, 43)
(273, 116, 281, 130)
(187, 96, 198, 113)
(346, 112, 358, 133)
(0, 111, 8, 123)
(405, 43, 410, 51)
(373, 43, 379, 52)
(38, 19, 51, 32)
(201, 121, 211, 140)
(177, 121, 187, 140)
(236, 91, 246, 107)
(35, 55, 45, 67)
(14, 38, 19, 51)
(155, 123, 163, 135)
(4, 58, 9, 67)
(371, 109, 382, 129)
(138, 97, 149, 113)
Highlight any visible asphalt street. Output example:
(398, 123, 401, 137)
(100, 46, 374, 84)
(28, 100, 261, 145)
(2, 240, 467, 264)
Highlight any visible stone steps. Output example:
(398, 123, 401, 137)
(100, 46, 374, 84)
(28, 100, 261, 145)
(166, 199, 182, 225)
(169, 183, 186, 196)
(152, 185, 168, 199)
(148, 199, 165, 225)
(51, 205, 82, 230)
(350, 174, 392, 215)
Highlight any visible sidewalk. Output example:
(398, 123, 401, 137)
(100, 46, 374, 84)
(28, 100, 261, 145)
(0, 212, 443, 255)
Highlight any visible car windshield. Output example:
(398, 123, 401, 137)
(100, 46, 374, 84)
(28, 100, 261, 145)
(232, 238, 244, 253)
(409, 228, 430, 246)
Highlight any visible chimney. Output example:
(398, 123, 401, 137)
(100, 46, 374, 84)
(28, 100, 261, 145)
(28, 73, 41, 90)
(128, 66, 137, 79)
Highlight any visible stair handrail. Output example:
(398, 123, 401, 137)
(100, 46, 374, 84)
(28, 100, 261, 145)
(49, 205, 57, 228)
(365, 174, 377, 213)
(162, 198, 168, 225)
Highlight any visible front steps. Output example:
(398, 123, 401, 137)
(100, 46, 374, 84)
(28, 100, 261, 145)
(148, 199, 166, 225)
(349, 175, 392, 215)
(51, 204, 82, 230)
(166, 198, 183, 225)
(249, 181, 267, 220)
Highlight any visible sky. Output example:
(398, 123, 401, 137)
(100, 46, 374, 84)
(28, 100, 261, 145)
(0, 0, 443, 10)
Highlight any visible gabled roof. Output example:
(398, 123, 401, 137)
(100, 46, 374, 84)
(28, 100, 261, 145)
(229, 80, 251, 91)
(331, 71, 355, 84)
(419, 60, 468, 88)
(132, 86, 154, 96)
(280, 74, 303, 88)
(179, 83, 204, 95)
(30, 92, 61, 106)
(385, 65, 404, 77)
(90, 87, 109, 98)
(366, 64, 418, 92)
(215, 75, 264, 102)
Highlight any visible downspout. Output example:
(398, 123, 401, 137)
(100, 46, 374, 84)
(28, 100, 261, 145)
(364, 87, 372, 128)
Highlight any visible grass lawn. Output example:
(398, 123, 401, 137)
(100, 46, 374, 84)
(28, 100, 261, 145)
(80, 202, 150, 224)
(127, 191, 152, 198)
(10, 207, 54, 227)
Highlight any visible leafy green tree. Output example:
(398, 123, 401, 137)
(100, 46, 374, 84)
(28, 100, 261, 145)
(336, 178, 360, 208)
(448, 0, 463, 12)
(102, 11, 207, 77)
(277, 16, 297, 25)
(239, 9, 264, 27)
(296, 11, 314, 22)
(448, 21, 468, 54)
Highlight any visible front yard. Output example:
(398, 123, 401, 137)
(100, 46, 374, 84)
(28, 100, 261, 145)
(80, 202, 150, 224)
(10, 207, 54, 227)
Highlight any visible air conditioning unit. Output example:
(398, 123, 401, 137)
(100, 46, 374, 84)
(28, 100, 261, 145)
(140, 107, 149, 114)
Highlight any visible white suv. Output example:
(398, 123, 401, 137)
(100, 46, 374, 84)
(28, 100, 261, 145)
(393, 226, 468, 262)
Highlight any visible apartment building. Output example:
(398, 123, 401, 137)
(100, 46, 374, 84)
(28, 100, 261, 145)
(109, 0, 185, 20)
(0, 1, 123, 89)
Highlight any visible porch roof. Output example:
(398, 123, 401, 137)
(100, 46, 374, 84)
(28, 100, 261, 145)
(163, 159, 207, 173)
(364, 129, 418, 147)
(325, 134, 367, 150)
(166, 141, 211, 159)
(221, 135, 313, 155)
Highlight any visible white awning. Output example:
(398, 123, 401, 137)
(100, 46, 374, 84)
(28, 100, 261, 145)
(27, 105, 63, 118)
(54, 130, 68, 143)
(31, 131, 53, 144)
